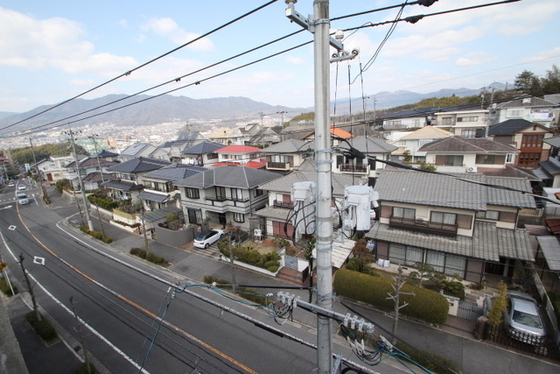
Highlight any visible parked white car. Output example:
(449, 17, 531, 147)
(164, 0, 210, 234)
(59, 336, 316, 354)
(18, 184, 26, 190)
(193, 229, 224, 249)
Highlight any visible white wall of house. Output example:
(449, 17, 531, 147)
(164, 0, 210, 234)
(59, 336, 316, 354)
(434, 110, 489, 137)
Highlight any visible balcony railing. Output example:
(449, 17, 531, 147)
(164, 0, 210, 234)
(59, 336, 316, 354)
(389, 216, 457, 237)
(267, 161, 291, 170)
(340, 163, 368, 173)
(274, 200, 294, 209)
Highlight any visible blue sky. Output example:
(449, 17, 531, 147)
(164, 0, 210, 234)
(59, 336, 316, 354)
(1, 0, 559, 114)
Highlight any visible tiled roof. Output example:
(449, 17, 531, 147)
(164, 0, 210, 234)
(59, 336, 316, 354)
(374, 169, 536, 210)
(138, 191, 170, 203)
(139, 206, 181, 223)
(543, 136, 560, 148)
(539, 158, 560, 176)
(258, 170, 358, 196)
(212, 160, 266, 169)
(300, 127, 353, 140)
(344, 136, 398, 153)
(181, 141, 225, 155)
(476, 165, 540, 180)
(107, 157, 170, 173)
(142, 164, 205, 182)
(259, 139, 310, 154)
(419, 136, 518, 153)
(487, 119, 534, 136)
(537, 236, 560, 271)
(216, 145, 261, 154)
(176, 165, 282, 189)
(103, 180, 142, 191)
(496, 94, 560, 108)
(398, 126, 454, 140)
(120, 143, 150, 157)
(366, 221, 533, 261)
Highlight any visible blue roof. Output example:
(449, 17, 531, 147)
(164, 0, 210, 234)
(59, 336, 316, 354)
(182, 141, 225, 154)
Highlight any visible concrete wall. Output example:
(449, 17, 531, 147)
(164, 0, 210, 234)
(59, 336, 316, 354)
(154, 225, 198, 247)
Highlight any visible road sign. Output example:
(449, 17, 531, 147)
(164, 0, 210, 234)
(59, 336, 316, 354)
(0, 262, 7, 271)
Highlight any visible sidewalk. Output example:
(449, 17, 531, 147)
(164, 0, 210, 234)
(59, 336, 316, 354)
(6, 185, 560, 374)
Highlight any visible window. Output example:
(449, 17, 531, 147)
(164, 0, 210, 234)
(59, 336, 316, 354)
(476, 210, 500, 220)
(254, 189, 264, 197)
(185, 188, 199, 199)
(506, 153, 514, 163)
(442, 117, 454, 125)
(461, 129, 476, 138)
(457, 116, 478, 122)
(426, 251, 445, 273)
(393, 207, 415, 220)
(207, 153, 218, 160)
(216, 187, 226, 200)
(444, 255, 466, 277)
(507, 109, 523, 118)
(435, 155, 463, 166)
(475, 154, 505, 164)
(231, 188, 243, 201)
(405, 246, 424, 266)
(233, 212, 245, 223)
(431, 211, 456, 225)
(389, 244, 406, 264)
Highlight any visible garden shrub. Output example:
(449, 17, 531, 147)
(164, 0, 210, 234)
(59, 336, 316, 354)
(26, 311, 57, 342)
(87, 195, 119, 210)
(0, 278, 17, 296)
(334, 268, 449, 325)
(442, 280, 465, 300)
(76, 362, 99, 374)
(219, 245, 280, 271)
(395, 342, 460, 374)
(129, 248, 168, 266)
(102, 237, 113, 244)
(267, 265, 279, 273)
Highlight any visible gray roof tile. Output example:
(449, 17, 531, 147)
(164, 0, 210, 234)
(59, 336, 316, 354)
(176, 165, 282, 189)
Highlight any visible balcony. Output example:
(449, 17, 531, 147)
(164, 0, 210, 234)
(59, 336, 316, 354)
(267, 161, 291, 170)
(274, 200, 294, 209)
(340, 163, 368, 173)
(389, 216, 457, 237)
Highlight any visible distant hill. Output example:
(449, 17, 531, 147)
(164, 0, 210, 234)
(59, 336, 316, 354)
(0, 94, 308, 135)
(0, 83, 508, 135)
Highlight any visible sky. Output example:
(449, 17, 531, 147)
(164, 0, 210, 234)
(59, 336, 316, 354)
(0, 0, 559, 115)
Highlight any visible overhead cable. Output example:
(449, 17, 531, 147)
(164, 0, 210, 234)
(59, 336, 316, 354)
(2, 0, 278, 131)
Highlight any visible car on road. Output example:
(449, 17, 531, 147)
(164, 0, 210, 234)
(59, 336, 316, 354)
(17, 193, 30, 205)
(194, 229, 224, 249)
(17, 184, 26, 190)
(8, 182, 14, 187)
(503, 291, 546, 345)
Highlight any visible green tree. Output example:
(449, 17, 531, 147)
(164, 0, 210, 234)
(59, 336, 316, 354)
(419, 162, 436, 171)
(487, 281, 508, 339)
(514, 70, 542, 96)
(542, 65, 560, 95)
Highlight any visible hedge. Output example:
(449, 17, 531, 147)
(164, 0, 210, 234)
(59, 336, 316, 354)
(79, 226, 113, 244)
(334, 268, 449, 325)
(26, 311, 58, 343)
(129, 247, 168, 266)
(87, 195, 119, 210)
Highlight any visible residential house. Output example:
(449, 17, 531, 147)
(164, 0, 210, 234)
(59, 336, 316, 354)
(175, 165, 282, 230)
(151, 134, 206, 163)
(256, 160, 357, 239)
(118, 143, 157, 162)
(390, 126, 454, 163)
(380, 108, 436, 141)
(246, 127, 281, 147)
(495, 94, 559, 128)
(300, 127, 353, 144)
(207, 128, 244, 146)
(433, 108, 490, 138)
(66, 151, 121, 190)
(419, 136, 518, 173)
(45, 155, 80, 183)
(536, 136, 560, 188)
(104, 157, 171, 200)
(366, 169, 536, 283)
(36, 158, 56, 182)
(214, 145, 263, 166)
(260, 138, 311, 172)
(82, 172, 119, 191)
(139, 163, 205, 212)
(181, 141, 224, 167)
(485, 119, 556, 168)
(332, 135, 398, 183)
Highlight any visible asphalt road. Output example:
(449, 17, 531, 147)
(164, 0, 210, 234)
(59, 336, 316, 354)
(1, 184, 402, 374)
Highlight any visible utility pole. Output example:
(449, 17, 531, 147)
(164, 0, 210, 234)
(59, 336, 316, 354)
(18, 254, 41, 322)
(70, 297, 92, 374)
(276, 110, 287, 126)
(286, 1, 357, 372)
(28, 136, 40, 187)
(65, 127, 94, 231)
(88, 135, 106, 237)
(258, 112, 265, 127)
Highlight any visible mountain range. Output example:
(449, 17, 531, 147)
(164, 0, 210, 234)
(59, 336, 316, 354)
(0, 84, 505, 135)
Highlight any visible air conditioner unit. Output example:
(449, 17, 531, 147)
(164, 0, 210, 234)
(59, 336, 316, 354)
(466, 166, 478, 173)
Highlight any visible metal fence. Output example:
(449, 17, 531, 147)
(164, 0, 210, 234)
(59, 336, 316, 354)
(485, 324, 560, 361)
(457, 300, 484, 321)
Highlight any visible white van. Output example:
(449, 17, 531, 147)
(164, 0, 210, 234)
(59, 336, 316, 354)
(17, 193, 30, 205)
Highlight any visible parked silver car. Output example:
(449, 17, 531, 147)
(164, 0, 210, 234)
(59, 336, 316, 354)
(503, 291, 546, 345)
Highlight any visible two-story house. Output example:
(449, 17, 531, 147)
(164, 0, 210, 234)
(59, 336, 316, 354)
(214, 145, 263, 166)
(332, 135, 398, 183)
(180, 141, 224, 167)
(495, 94, 559, 128)
(176, 165, 282, 229)
(390, 126, 454, 163)
(118, 143, 157, 162)
(207, 128, 244, 146)
(139, 163, 206, 212)
(104, 157, 170, 200)
(256, 160, 356, 239)
(536, 136, 560, 188)
(485, 119, 556, 168)
(260, 138, 311, 172)
(434, 108, 490, 138)
(419, 136, 518, 173)
(366, 169, 536, 283)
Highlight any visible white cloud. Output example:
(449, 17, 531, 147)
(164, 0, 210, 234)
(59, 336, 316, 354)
(522, 46, 560, 64)
(456, 51, 498, 66)
(285, 56, 305, 65)
(142, 17, 214, 51)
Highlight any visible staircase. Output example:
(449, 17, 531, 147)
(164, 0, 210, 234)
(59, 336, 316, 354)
(276, 267, 304, 285)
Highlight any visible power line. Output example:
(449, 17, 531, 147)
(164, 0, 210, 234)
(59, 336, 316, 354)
(2, 0, 278, 132)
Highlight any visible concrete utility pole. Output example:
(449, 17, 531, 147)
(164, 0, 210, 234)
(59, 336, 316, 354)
(285, 1, 357, 372)
(66, 128, 94, 231)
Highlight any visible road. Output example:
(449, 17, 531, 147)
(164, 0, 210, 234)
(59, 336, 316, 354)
(0, 183, 403, 374)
